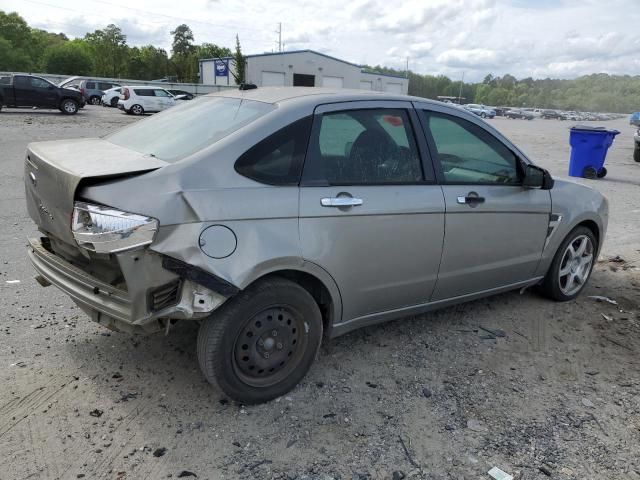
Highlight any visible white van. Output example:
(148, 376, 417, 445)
(117, 86, 176, 115)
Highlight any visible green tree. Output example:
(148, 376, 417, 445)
(43, 41, 93, 75)
(233, 34, 245, 84)
(84, 24, 127, 77)
(127, 45, 171, 79)
(0, 36, 32, 71)
(170, 24, 195, 82)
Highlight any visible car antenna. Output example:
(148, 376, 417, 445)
(209, 55, 256, 90)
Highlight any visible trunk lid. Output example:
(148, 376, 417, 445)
(25, 138, 167, 244)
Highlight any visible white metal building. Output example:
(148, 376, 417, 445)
(199, 50, 408, 94)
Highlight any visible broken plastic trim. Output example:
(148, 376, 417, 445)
(161, 256, 240, 297)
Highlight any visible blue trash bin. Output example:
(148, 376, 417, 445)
(568, 125, 619, 179)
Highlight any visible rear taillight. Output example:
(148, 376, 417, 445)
(80, 87, 85, 96)
(123, 88, 130, 100)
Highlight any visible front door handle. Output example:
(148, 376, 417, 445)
(321, 197, 363, 207)
(457, 193, 485, 205)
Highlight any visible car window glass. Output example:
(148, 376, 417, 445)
(423, 111, 519, 184)
(30, 77, 51, 88)
(85, 81, 95, 89)
(314, 109, 423, 185)
(98, 82, 112, 90)
(134, 89, 155, 96)
(235, 117, 312, 185)
(106, 97, 275, 162)
(14, 76, 29, 87)
(154, 89, 171, 97)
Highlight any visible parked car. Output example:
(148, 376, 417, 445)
(541, 109, 561, 119)
(0, 74, 85, 114)
(117, 86, 176, 115)
(59, 77, 121, 105)
(24, 88, 608, 404)
(505, 108, 534, 120)
(167, 89, 195, 100)
(493, 106, 509, 117)
(634, 128, 640, 162)
(101, 87, 123, 107)
(464, 103, 496, 118)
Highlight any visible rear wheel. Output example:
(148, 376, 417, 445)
(634, 145, 640, 162)
(89, 95, 101, 105)
(583, 166, 597, 179)
(60, 98, 78, 115)
(130, 104, 144, 115)
(481, 112, 487, 118)
(539, 226, 596, 301)
(110, 97, 118, 107)
(197, 277, 323, 404)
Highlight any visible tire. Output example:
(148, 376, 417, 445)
(583, 166, 597, 179)
(60, 98, 78, 115)
(634, 145, 640, 163)
(481, 112, 487, 118)
(89, 95, 101, 105)
(197, 277, 323, 404)
(538, 226, 597, 301)
(597, 167, 607, 178)
(130, 104, 144, 115)
(110, 97, 118, 108)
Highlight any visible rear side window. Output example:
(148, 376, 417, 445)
(235, 117, 312, 185)
(85, 81, 96, 89)
(307, 108, 423, 185)
(154, 89, 171, 97)
(98, 82, 112, 90)
(106, 97, 275, 162)
(134, 89, 155, 96)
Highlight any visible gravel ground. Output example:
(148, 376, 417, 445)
(0, 105, 639, 480)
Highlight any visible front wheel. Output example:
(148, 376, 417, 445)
(110, 97, 118, 107)
(60, 98, 78, 114)
(197, 277, 323, 404)
(539, 226, 596, 301)
(89, 95, 101, 105)
(481, 112, 487, 118)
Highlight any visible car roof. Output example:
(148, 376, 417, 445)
(122, 85, 166, 89)
(205, 86, 439, 107)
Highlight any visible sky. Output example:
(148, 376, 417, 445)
(1, 0, 639, 82)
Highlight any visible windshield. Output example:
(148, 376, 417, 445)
(105, 96, 275, 162)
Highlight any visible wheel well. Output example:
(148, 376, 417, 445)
(257, 270, 334, 337)
(577, 220, 600, 249)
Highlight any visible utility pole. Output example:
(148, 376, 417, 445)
(458, 71, 465, 104)
(276, 23, 282, 52)
(405, 56, 409, 78)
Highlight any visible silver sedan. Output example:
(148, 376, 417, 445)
(24, 88, 607, 403)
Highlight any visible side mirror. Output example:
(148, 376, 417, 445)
(523, 164, 554, 190)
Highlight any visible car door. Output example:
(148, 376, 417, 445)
(299, 101, 445, 325)
(29, 77, 58, 107)
(415, 104, 551, 301)
(153, 89, 175, 110)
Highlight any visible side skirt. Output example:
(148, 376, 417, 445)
(330, 277, 544, 338)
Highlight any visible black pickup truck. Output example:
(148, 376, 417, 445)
(0, 74, 85, 114)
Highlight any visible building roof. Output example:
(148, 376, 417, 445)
(199, 49, 408, 80)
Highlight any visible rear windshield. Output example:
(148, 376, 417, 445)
(105, 96, 275, 162)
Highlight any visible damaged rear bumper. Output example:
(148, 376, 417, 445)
(27, 237, 231, 334)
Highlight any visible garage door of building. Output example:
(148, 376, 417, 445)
(322, 76, 344, 88)
(385, 82, 403, 93)
(359, 80, 373, 90)
(261, 71, 286, 86)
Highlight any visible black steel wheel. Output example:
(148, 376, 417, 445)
(583, 166, 597, 179)
(89, 95, 101, 105)
(597, 167, 607, 178)
(197, 277, 323, 404)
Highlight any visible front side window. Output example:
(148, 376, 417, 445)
(154, 89, 171, 97)
(311, 108, 423, 185)
(422, 111, 520, 184)
(235, 117, 312, 185)
(30, 77, 51, 89)
(106, 97, 275, 162)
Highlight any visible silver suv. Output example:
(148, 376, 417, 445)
(25, 88, 608, 404)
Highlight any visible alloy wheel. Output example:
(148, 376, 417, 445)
(558, 234, 593, 296)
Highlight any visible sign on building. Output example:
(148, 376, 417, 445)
(215, 60, 229, 77)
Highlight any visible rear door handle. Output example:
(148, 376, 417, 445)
(321, 197, 363, 207)
(457, 194, 485, 205)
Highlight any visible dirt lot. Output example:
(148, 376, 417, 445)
(0, 106, 639, 480)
